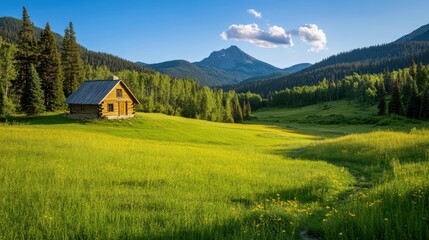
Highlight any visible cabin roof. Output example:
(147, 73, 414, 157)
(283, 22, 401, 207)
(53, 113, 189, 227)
(65, 80, 140, 105)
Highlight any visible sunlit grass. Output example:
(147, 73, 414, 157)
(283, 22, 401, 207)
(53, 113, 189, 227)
(0, 113, 352, 239)
(1, 110, 428, 239)
(298, 128, 429, 239)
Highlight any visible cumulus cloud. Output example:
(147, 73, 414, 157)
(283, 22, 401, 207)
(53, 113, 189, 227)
(247, 9, 262, 19)
(298, 24, 327, 52)
(221, 23, 293, 48)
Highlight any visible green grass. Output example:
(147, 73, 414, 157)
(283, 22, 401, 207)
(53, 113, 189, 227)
(251, 100, 429, 138)
(0, 113, 354, 239)
(1, 101, 428, 239)
(297, 128, 429, 239)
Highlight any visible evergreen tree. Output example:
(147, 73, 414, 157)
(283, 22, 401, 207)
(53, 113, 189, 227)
(420, 88, 429, 119)
(22, 65, 45, 115)
(231, 93, 243, 123)
(377, 81, 386, 115)
(406, 81, 421, 119)
(0, 36, 17, 114)
(246, 101, 251, 118)
(401, 75, 413, 108)
(62, 22, 84, 96)
(0, 84, 5, 115)
(388, 80, 404, 115)
(38, 23, 65, 111)
(242, 101, 248, 119)
(15, 7, 38, 110)
(416, 63, 428, 93)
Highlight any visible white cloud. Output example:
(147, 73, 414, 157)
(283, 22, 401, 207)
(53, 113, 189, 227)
(298, 24, 327, 52)
(221, 23, 293, 48)
(247, 9, 262, 19)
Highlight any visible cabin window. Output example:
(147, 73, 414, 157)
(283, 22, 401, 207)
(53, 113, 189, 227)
(116, 89, 122, 98)
(108, 104, 114, 112)
(80, 105, 84, 111)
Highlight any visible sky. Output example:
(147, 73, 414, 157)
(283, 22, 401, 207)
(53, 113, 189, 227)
(1, 0, 429, 68)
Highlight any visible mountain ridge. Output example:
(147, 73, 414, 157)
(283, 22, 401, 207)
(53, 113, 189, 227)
(227, 22, 429, 95)
(139, 45, 311, 86)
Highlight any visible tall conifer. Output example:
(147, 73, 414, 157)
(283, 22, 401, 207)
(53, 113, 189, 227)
(388, 80, 404, 115)
(23, 65, 45, 115)
(15, 7, 38, 110)
(38, 23, 65, 111)
(377, 81, 386, 115)
(406, 82, 421, 119)
(62, 22, 84, 96)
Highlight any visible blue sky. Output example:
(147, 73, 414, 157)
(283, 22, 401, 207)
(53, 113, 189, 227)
(1, 0, 429, 68)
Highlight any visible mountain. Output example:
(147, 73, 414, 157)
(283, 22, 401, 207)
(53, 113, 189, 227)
(284, 63, 312, 73)
(137, 60, 235, 86)
(0, 17, 153, 73)
(195, 45, 281, 80)
(395, 23, 429, 43)
(228, 23, 429, 96)
(140, 45, 296, 86)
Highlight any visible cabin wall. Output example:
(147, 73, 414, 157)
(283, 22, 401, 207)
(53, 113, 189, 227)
(69, 104, 99, 118)
(100, 82, 136, 119)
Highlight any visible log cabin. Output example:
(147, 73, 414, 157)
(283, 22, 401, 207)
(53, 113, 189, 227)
(64, 76, 140, 119)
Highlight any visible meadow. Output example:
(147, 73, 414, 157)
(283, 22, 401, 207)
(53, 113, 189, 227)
(0, 102, 428, 239)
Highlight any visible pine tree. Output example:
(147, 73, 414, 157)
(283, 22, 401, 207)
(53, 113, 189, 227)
(62, 22, 84, 96)
(377, 81, 386, 115)
(406, 81, 421, 119)
(0, 36, 17, 114)
(242, 101, 248, 119)
(15, 7, 38, 110)
(0, 84, 5, 115)
(246, 101, 251, 118)
(420, 88, 429, 119)
(416, 63, 429, 93)
(23, 65, 45, 115)
(231, 93, 243, 123)
(38, 23, 65, 111)
(388, 80, 404, 115)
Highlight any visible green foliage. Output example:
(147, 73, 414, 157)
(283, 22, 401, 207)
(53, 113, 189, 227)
(0, 36, 16, 114)
(22, 65, 45, 115)
(388, 80, 404, 115)
(377, 81, 386, 115)
(232, 42, 429, 96)
(0, 16, 154, 73)
(38, 23, 65, 111)
(15, 7, 38, 110)
(61, 22, 84, 97)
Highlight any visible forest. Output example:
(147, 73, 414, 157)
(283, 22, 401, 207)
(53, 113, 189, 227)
(270, 63, 429, 120)
(230, 42, 429, 96)
(0, 8, 262, 123)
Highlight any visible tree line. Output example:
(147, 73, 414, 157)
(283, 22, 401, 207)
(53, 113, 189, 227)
(229, 42, 429, 96)
(0, 16, 154, 73)
(270, 62, 429, 120)
(0, 7, 263, 123)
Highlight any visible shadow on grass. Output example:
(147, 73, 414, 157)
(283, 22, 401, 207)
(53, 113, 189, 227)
(0, 113, 88, 125)
(142, 187, 332, 240)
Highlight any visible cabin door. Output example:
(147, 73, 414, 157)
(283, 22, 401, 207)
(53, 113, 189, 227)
(118, 102, 126, 116)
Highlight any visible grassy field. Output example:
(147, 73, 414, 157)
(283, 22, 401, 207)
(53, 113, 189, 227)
(0, 102, 428, 239)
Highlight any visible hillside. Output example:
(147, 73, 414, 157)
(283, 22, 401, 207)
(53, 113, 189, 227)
(138, 46, 308, 86)
(395, 23, 429, 42)
(240, 63, 312, 84)
(137, 60, 237, 86)
(0, 16, 154, 73)
(195, 45, 281, 80)
(1, 107, 428, 239)
(229, 23, 429, 96)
